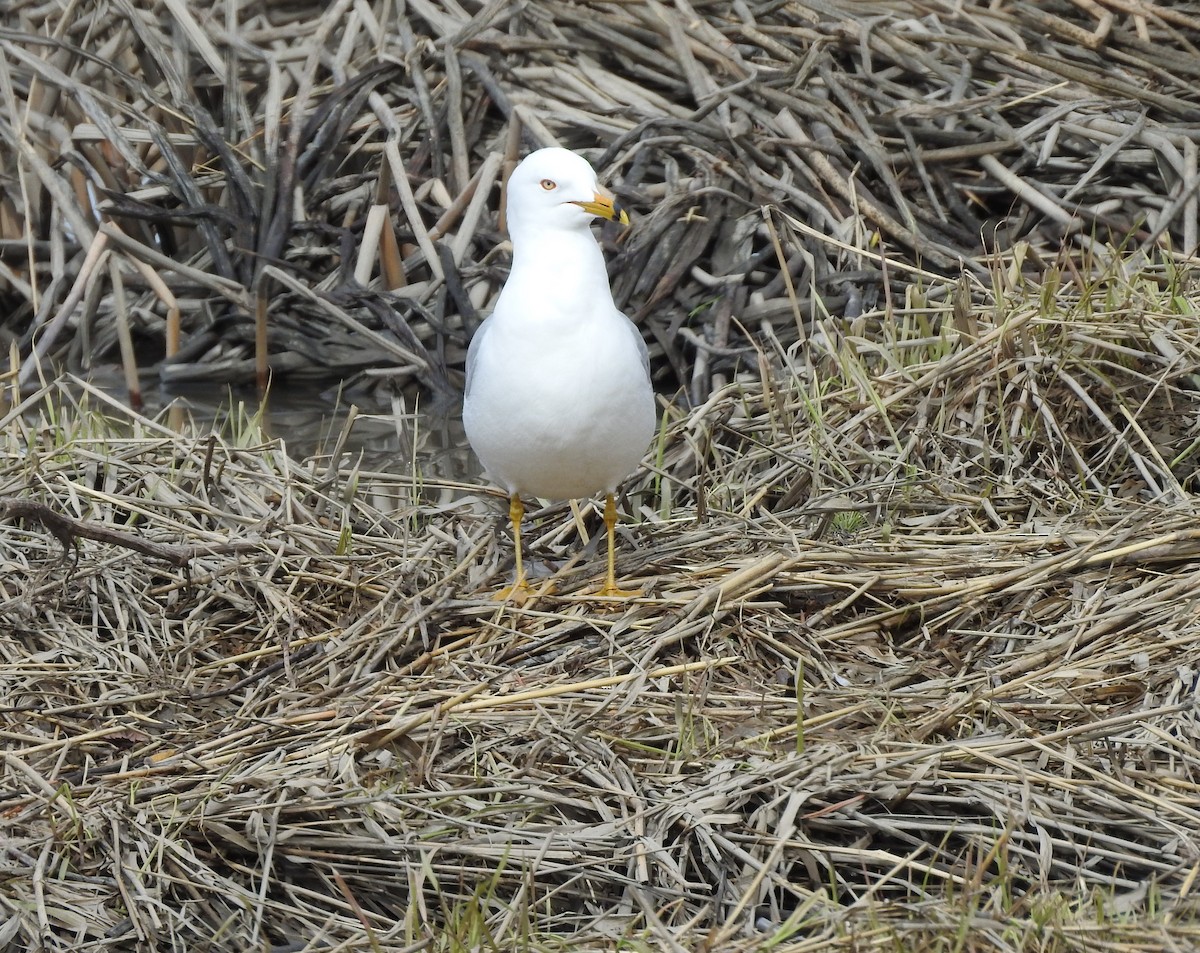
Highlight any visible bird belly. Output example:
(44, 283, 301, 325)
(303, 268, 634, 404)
(463, 320, 655, 501)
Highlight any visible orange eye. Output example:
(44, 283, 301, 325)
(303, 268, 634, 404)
(540, 179, 556, 190)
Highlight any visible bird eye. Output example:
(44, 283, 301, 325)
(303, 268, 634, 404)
(540, 179, 556, 191)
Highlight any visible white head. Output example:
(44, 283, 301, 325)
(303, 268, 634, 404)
(504, 147, 628, 246)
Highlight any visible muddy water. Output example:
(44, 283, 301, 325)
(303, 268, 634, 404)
(83, 368, 478, 494)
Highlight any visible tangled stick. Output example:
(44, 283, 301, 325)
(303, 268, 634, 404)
(0, 498, 264, 566)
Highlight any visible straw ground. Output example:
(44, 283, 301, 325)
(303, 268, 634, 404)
(4, 0, 1200, 950)
(5, 249, 1200, 949)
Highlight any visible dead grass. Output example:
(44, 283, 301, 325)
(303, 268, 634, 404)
(4, 254, 1200, 950)
(5, 0, 1200, 950)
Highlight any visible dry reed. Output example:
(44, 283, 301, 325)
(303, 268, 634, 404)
(3, 250, 1200, 948)
(3, 1, 1200, 951)
(2, 0, 1199, 398)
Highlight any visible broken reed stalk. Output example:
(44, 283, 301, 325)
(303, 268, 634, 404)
(17, 230, 108, 388)
(254, 281, 269, 392)
(106, 254, 141, 410)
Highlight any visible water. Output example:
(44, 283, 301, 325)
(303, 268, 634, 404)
(77, 366, 477, 490)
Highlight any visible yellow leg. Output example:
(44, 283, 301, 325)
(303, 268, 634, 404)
(496, 494, 532, 602)
(597, 492, 642, 598)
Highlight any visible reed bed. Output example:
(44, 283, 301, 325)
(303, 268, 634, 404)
(4, 0, 1200, 950)
(2, 0, 1199, 398)
(4, 251, 1200, 949)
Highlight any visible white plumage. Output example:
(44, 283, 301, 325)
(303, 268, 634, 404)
(463, 147, 655, 598)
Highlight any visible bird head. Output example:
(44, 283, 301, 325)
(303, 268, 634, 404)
(504, 147, 628, 243)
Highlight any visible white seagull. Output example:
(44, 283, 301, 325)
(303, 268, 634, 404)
(463, 146, 656, 600)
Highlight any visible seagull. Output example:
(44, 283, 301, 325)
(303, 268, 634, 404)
(463, 147, 656, 600)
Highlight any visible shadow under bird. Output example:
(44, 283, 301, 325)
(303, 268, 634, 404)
(463, 146, 656, 601)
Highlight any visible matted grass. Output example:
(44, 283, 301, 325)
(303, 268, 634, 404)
(4, 256, 1200, 951)
(5, 0, 1200, 949)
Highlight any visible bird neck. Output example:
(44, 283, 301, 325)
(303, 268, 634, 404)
(504, 227, 615, 316)
(510, 224, 607, 276)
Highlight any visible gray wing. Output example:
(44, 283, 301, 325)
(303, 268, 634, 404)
(463, 318, 494, 400)
(624, 312, 651, 380)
